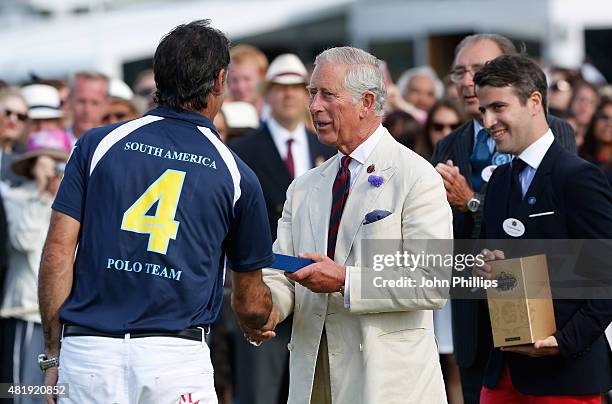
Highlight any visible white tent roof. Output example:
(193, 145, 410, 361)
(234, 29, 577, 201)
(0, 0, 353, 82)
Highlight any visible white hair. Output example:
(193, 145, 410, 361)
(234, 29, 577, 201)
(396, 66, 443, 100)
(314, 46, 386, 117)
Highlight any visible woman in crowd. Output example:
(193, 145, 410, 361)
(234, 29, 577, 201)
(547, 66, 578, 117)
(0, 129, 71, 402)
(0, 87, 29, 187)
(568, 80, 600, 148)
(580, 98, 612, 184)
(102, 78, 146, 126)
(415, 98, 465, 161)
(102, 97, 142, 125)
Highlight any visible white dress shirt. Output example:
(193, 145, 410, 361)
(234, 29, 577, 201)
(515, 129, 554, 197)
(267, 117, 311, 178)
(336, 124, 385, 188)
(335, 124, 385, 306)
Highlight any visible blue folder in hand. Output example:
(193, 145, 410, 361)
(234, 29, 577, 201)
(270, 254, 314, 273)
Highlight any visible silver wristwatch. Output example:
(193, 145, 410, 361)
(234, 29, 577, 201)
(38, 354, 59, 371)
(466, 194, 481, 213)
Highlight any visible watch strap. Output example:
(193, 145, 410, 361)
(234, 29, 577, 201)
(38, 354, 59, 371)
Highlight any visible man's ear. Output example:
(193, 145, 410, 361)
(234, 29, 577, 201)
(212, 68, 226, 95)
(360, 91, 376, 118)
(529, 91, 543, 116)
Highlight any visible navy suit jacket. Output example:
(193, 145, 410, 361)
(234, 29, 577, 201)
(480, 140, 612, 395)
(431, 115, 577, 370)
(230, 123, 335, 240)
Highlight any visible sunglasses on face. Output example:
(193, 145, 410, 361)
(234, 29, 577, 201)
(595, 113, 612, 123)
(549, 79, 571, 92)
(102, 112, 128, 121)
(137, 88, 155, 97)
(4, 109, 28, 122)
(431, 122, 460, 132)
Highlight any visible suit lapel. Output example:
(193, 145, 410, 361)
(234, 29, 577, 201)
(455, 121, 474, 185)
(308, 160, 337, 254)
(488, 165, 513, 238)
(515, 141, 561, 219)
(334, 132, 398, 266)
(258, 124, 292, 185)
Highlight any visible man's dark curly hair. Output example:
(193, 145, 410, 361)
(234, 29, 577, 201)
(474, 54, 548, 112)
(153, 19, 230, 111)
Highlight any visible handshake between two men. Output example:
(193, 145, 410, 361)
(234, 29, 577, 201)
(231, 252, 347, 346)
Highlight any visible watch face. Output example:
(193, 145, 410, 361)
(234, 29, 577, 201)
(468, 199, 480, 212)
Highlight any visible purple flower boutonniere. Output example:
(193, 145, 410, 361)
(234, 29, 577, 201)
(368, 175, 384, 187)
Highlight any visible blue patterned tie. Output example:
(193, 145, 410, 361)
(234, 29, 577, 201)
(470, 129, 492, 192)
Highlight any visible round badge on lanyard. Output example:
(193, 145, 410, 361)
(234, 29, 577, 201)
(503, 218, 525, 237)
(492, 152, 512, 166)
(481, 165, 497, 183)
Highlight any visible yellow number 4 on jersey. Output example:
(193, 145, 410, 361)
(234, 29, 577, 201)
(121, 169, 186, 255)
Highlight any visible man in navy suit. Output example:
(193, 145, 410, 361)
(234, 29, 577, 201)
(431, 34, 578, 404)
(230, 53, 334, 404)
(232, 54, 335, 241)
(474, 54, 612, 403)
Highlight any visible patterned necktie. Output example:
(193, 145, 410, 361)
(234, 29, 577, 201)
(286, 139, 295, 179)
(327, 156, 352, 259)
(507, 158, 527, 216)
(470, 128, 492, 192)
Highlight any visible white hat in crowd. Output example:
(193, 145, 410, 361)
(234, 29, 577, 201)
(264, 53, 308, 87)
(221, 101, 259, 129)
(21, 84, 63, 120)
(109, 78, 135, 100)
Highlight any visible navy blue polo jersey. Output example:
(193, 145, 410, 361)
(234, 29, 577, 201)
(52, 106, 273, 333)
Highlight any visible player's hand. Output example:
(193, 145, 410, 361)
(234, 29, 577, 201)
(43, 366, 59, 404)
(473, 248, 505, 280)
(501, 335, 560, 357)
(435, 160, 473, 212)
(241, 304, 279, 346)
(285, 253, 345, 293)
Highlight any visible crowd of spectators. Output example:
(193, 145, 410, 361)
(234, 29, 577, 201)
(0, 37, 610, 404)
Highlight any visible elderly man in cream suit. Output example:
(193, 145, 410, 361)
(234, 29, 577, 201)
(244, 47, 453, 404)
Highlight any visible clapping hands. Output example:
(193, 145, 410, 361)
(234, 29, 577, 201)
(435, 160, 474, 212)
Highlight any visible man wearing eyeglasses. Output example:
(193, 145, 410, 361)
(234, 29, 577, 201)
(431, 33, 577, 404)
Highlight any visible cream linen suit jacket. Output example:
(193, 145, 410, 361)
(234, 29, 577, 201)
(263, 129, 453, 404)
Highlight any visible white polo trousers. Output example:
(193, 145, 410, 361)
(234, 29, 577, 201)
(57, 334, 217, 404)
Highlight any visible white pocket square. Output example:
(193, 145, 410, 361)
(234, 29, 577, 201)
(529, 211, 555, 218)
